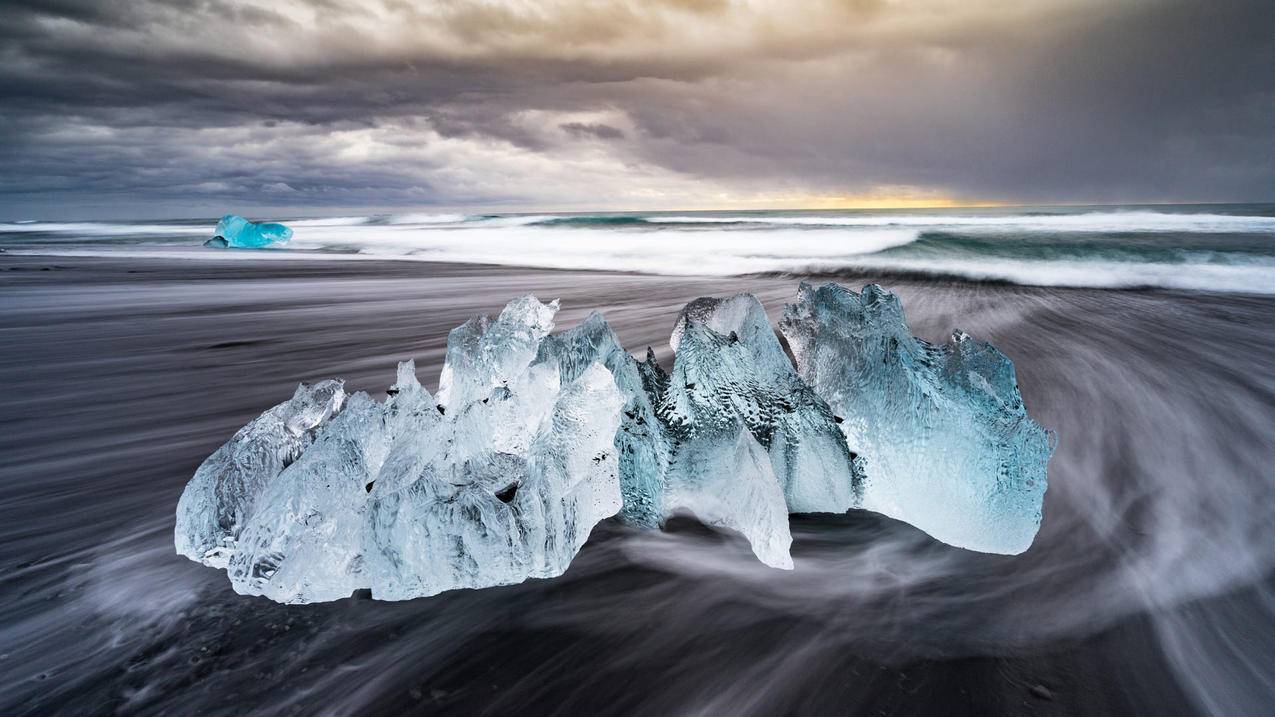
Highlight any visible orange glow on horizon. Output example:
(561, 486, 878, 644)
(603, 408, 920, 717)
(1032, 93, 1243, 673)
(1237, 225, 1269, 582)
(716, 192, 1009, 212)
(799, 197, 1006, 210)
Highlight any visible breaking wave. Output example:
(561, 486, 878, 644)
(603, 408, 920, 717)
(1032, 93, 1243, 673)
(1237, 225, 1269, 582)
(0, 221, 210, 235)
(4, 205, 1275, 294)
(640, 210, 1275, 232)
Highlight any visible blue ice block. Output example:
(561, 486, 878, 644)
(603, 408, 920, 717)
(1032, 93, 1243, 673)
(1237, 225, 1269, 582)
(209, 214, 293, 248)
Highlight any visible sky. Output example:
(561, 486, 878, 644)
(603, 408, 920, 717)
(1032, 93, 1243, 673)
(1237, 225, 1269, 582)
(1, 0, 1273, 219)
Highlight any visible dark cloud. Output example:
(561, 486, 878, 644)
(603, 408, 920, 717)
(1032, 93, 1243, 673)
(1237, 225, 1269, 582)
(0, 0, 1272, 218)
(560, 122, 625, 140)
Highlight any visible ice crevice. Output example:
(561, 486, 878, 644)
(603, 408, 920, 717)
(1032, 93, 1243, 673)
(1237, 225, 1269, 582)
(175, 283, 1055, 603)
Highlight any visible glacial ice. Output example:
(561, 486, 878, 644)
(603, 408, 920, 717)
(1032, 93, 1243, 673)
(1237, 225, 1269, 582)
(174, 379, 345, 569)
(175, 284, 1053, 603)
(177, 296, 627, 602)
(663, 295, 861, 515)
(780, 283, 1056, 555)
(226, 363, 434, 602)
(207, 214, 294, 248)
(364, 341, 625, 600)
(534, 305, 796, 568)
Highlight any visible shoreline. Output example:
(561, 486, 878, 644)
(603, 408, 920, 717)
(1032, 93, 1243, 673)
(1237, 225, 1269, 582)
(3, 253, 1274, 715)
(6, 250, 1272, 303)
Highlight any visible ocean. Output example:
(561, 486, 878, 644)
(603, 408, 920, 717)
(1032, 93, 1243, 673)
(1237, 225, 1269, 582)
(2, 208, 1274, 715)
(4, 203, 1275, 293)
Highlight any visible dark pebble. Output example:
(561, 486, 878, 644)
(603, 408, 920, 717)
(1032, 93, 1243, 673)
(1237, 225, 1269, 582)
(1030, 684, 1054, 700)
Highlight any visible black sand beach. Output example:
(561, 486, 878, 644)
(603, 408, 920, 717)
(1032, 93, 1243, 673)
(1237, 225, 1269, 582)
(3, 255, 1275, 715)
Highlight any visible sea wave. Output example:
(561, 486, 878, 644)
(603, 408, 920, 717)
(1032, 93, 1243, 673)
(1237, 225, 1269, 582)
(640, 211, 1275, 232)
(826, 255, 1275, 294)
(384, 212, 470, 225)
(5, 208, 1275, 294)
(0, 221, 210, 235)
(14, 237, 1275, 296)
(286, 216, 373, 227)
(287, 225, 925, 275)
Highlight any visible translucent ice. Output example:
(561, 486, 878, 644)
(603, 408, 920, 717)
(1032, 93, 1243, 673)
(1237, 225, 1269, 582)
(175, 296, 626, 602)
(780, 283, 1055, 554)
(364, 318, 625, 599)
(208, 214, 293, 248)
(176, 285, 1055, 604)
(531, 312, 669, 529)
(435, 295, 558, 410)
(226, 363, 435, 603)
(661, 424, 794, 570)
(534, 306, 797, 568)
(174, 379, 345, 569)
(663, 295, 860, 515)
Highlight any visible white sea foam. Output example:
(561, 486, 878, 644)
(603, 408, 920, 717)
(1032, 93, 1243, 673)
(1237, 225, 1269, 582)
(284, 224, 923, 275)
(829, 255, 1275, 295)
(16, 234, 1275, 296)
(385, 213, 469, 224)
(646, 211, 1275, 232)
(0, 222, 210, 235)
(6, 209, 1275, 294)
(287, 216, 372, 227)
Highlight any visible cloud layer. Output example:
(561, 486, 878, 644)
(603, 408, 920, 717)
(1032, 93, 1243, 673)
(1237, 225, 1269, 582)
(1, 0, 1273, 218)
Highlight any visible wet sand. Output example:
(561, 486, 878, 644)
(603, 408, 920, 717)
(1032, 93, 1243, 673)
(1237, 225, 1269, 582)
(3, 254, 1274, 715)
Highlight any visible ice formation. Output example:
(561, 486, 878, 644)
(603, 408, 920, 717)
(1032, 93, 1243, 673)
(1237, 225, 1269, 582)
(176, 284, 1054, 603)
(178, 297, 625, 602)
(364, 299, 625, 601)
(205, 214, 293, 248)
(780, 283, 1055, 554)
(175, 379, 345, 570)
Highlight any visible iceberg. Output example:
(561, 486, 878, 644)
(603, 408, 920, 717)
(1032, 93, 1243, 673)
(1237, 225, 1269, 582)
(176, 296, 626, 602)
(530, 312, 669, 529)
(206, 214, 294, 248)
(225, 364, 434, 602)
(534, 305, 798, 569)
(779, 283, 1055, 554)
(175, 284, 1054, 603)
(363, 301, 626, 601)
(174, 379, 345, 569)
(663, 295, 861, 514)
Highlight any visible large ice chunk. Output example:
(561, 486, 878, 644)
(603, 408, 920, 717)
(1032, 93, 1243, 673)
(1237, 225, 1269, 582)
(174, 379, 345, 568)
(533, 307, 796, 568)
(532, 312, 670, 528)
(779, 283, 1055, 554)
(176, 286, 1056, 604)
(364, 342, 625, 599)
(663, 295, 860, 514)
(176, 296, 628, 603)
(226, 363, 435, 603)
(206, 214, 294, 248)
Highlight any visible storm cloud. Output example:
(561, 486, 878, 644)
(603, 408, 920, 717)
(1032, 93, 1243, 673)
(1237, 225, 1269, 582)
(0, 0, 1272, 218)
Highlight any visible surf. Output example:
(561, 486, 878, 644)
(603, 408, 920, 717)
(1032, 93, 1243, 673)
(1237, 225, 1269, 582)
(5, 205, 1275, 295)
